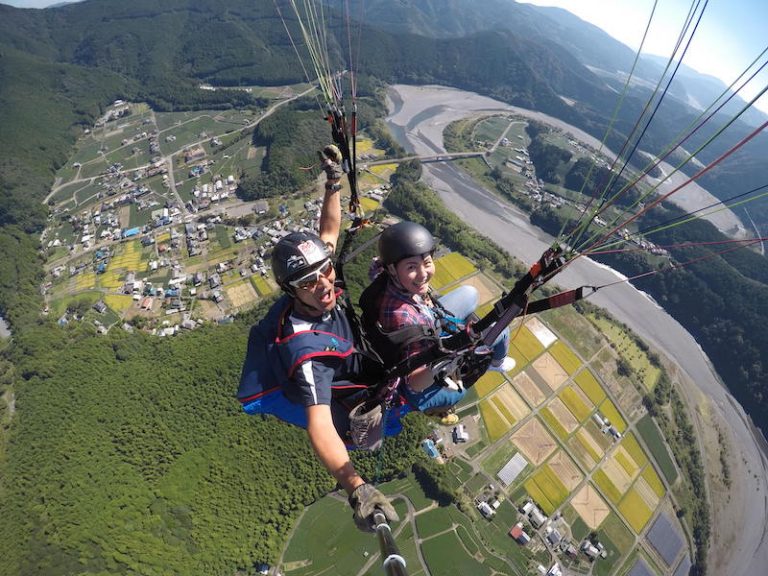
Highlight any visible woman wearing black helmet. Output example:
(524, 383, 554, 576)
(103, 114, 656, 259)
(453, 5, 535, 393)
(373, 221, 515, 424)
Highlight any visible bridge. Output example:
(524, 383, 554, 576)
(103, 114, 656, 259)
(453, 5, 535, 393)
(363, 151, 486, 167)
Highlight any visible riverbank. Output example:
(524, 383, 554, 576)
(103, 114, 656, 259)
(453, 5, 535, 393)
(385, 83, 768, 576)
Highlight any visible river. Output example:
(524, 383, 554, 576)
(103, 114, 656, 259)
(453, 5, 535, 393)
(385, 84, 768, 576)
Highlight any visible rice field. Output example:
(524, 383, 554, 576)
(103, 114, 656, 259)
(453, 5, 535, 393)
(250, 275, 275, 297)
(559, 385, 593, 422)
(473, 371, 506, 398)
(641, 465, 666, 498)
(614, 449, 639, 478)
(620, 433, 648, 468)
(479, 399, 510, 442)
(75, 271, 96, 290)
(511, 326, 545, 361)
(524, 465, 570, 515)
(575, 368, 606, 404)
(369, 163, 398, 176)
(593, 468, 623, 505)
(599, 398, 627, 433)
(360, 197, 380, 213)
(540, 406, 569, 441)
(618, 488, 654, 533)
(432, 252, 477, 289)
(548, 340, 581, 374)
(104, 294, 134, 313)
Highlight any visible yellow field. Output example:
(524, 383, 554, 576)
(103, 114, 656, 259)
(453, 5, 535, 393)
(614, 448, 639, 478)
(250, 275, 275, 297)
(620, 432, 648, 467)
(369, 163, 398, 176)
(104, 294, 134, 313)
(491, 396, 516, 426)
(512, 326, 545, 361)
(593, 468, 623, 505)
(432, 253, 477, 290)
(156, 231, 171, 243)
(492, 384, 530, 421)
(506, 342, 527, 371)
(576, 428, 603, 466)
(618, 488, 654, 533)
(549, 340, 581, 375)
(360, 197, 380, 213)
(479, 400, 510, 442)
(99, 270, 124, 290)
(641, 465, 666, 498)
(525, 465, 570, 515)
(473, 371, 506, 398)
(75, 271, 96, 290)
(540, 407, 569, 441)
(559, 386, 593, 422)
(574, 368, 606, 404)
(599, 398, 627, 433)
(356, 138, 375, 153)
(525, 480, 555, 515)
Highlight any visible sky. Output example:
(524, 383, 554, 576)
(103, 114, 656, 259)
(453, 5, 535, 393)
(4, 0, 767, 113)
(520, 0, 768, 114)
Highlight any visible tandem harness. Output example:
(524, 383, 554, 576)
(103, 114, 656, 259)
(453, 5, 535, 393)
(236, 293, 409, 447)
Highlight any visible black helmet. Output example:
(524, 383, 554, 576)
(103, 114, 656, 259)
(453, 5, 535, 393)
(378, 221, 435, 266)
(272, 231, 331, 288)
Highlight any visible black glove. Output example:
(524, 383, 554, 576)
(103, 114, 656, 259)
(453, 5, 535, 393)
(348, 483, 399, 532)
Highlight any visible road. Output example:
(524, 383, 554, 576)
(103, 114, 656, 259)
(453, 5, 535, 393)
(385, 83, 768, 576)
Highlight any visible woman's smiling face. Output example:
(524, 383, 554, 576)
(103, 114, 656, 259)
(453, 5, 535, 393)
(394, 254, 435, 296)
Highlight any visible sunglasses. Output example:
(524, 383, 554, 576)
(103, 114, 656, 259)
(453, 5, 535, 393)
(288, 259, 334, 291)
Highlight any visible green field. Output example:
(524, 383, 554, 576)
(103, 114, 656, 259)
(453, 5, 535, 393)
(559, 385, 593, 422)
(415, 506, 453, 539)
(549, 340, 581, 375)
(600, 512, 635, 556)
(636, 414, 678, 484)
(588, 314, 661, 391)
(481, 441, 518, 478)
(563, 504, 591, 541)
(281, 496, 381, 576)
(251, 275, 275, 297)
(421, 531, 492, 576)
(473, 115, 512, 143)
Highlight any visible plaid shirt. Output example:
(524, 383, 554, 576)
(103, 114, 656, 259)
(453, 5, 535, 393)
(378, 279, 439, 371)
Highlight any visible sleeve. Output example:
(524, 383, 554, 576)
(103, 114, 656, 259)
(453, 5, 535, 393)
(379, 298, 432, 362)
(284, 358, 335, 407)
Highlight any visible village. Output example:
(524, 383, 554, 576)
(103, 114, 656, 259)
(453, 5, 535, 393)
(41, 96, 395, 336)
